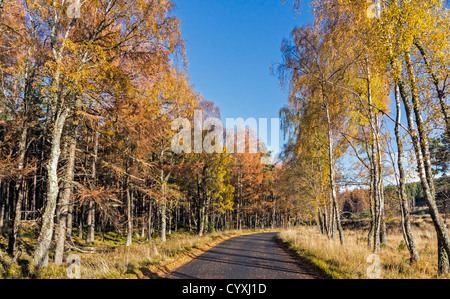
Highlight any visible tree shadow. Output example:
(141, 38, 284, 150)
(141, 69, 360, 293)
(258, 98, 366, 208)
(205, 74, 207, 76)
(139, 267, 163, 279)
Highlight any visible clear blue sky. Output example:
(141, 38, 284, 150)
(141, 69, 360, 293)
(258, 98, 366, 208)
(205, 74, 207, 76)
(172, 1, 427, 184)
(175, 0, 314, 156)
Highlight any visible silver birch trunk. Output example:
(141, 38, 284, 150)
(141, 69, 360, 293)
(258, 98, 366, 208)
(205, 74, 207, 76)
(33, 107, 70, 268)
(325, 105, 344, 245)
(395, 85, 420, 262)
(126, 189, 133, 247)
(367, 162, 375, 250)
(399, 53, 450, 273)
(366, 63, 384, 253)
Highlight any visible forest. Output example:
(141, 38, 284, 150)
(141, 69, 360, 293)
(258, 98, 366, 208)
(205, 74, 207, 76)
(0, 0, 450, 279)
(0, 0, 293, 271)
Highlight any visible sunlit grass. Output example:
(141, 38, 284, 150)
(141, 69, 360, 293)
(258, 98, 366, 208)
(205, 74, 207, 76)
(279, 218, 450, 279)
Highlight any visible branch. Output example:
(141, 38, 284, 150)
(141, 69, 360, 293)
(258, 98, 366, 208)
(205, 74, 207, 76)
(324, 79, 411, 134)
(340, 132, 370, 170)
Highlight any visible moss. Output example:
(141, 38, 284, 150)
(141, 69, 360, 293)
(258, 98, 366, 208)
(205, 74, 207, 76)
(0, 251, 14, 278)
(16, 254, 36, 278)
(6, 263, 23, 278)
(36, 264, 68, 279)
(398, 240, 408, 252)
(0, 252, 37, 279)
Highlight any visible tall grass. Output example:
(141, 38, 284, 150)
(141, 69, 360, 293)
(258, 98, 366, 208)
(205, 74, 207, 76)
(279, 217, 450, 279)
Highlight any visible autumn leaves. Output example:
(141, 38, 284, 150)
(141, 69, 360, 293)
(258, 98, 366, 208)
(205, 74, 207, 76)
(1, 0, 449, 277)
(0, 0, 190, 267)
(0, 0, 283, 272)
(278, 0, 450, 274)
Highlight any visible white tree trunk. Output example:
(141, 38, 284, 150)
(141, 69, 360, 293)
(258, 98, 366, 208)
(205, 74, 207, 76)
(33, 107, 70, 268)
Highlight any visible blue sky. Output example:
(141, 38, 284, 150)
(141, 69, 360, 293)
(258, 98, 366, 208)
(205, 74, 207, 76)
(175, 0, 314, 156)
(173, 1, 433, 185)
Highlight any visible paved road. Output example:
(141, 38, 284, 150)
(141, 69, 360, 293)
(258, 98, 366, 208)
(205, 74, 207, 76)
(169, 232, 321, 279)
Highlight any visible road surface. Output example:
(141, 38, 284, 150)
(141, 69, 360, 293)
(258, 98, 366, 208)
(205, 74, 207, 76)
(169, 232, 321, 279)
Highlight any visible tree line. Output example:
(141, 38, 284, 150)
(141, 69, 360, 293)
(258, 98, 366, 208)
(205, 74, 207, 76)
(1, 0, 450, 276)
(0, 0, 299, 269)
(278, 0, 450, 274)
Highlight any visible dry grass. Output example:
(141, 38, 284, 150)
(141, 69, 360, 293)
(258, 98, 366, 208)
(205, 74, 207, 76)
(0, 228, 275, 279)
(279, 218, 450, 279)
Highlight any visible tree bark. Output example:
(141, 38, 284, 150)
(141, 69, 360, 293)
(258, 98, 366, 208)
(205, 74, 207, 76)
(160, 200, 167, 242)
(66, 197, 74, 239)
(438, 238, 450, 274)
(55, 127, 77, 265)
(86, 129, 98, 246)
(325, 104, 344, 245)
(147, 199, 153, 241)
(126, 189, 133, 247)
(366, 63, 384, 253)
(78, 206, 83, 239)
(394, 85, 420, 263)
(399, 52, 450, 273)
(33, 107, 70, 268)
(196, 173, 205, 237)
(8, 125, 28, 255)
(367, 160, 375, 250)
(31, 170, 37, 220)
(86, 201, 95, 245)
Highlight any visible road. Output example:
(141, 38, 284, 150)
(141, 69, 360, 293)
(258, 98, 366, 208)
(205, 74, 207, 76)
(168, 232, 321, 279)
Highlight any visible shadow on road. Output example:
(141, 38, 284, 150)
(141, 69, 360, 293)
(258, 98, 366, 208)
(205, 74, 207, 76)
(169, 232, 321, 279)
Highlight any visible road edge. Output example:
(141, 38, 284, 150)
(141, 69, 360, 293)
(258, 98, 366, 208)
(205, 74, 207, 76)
(276, 233, 332, 280)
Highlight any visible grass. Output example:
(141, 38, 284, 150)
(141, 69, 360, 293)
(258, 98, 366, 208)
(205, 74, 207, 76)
(279, 216, 450, 279)
(0, 228, 273, 279)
